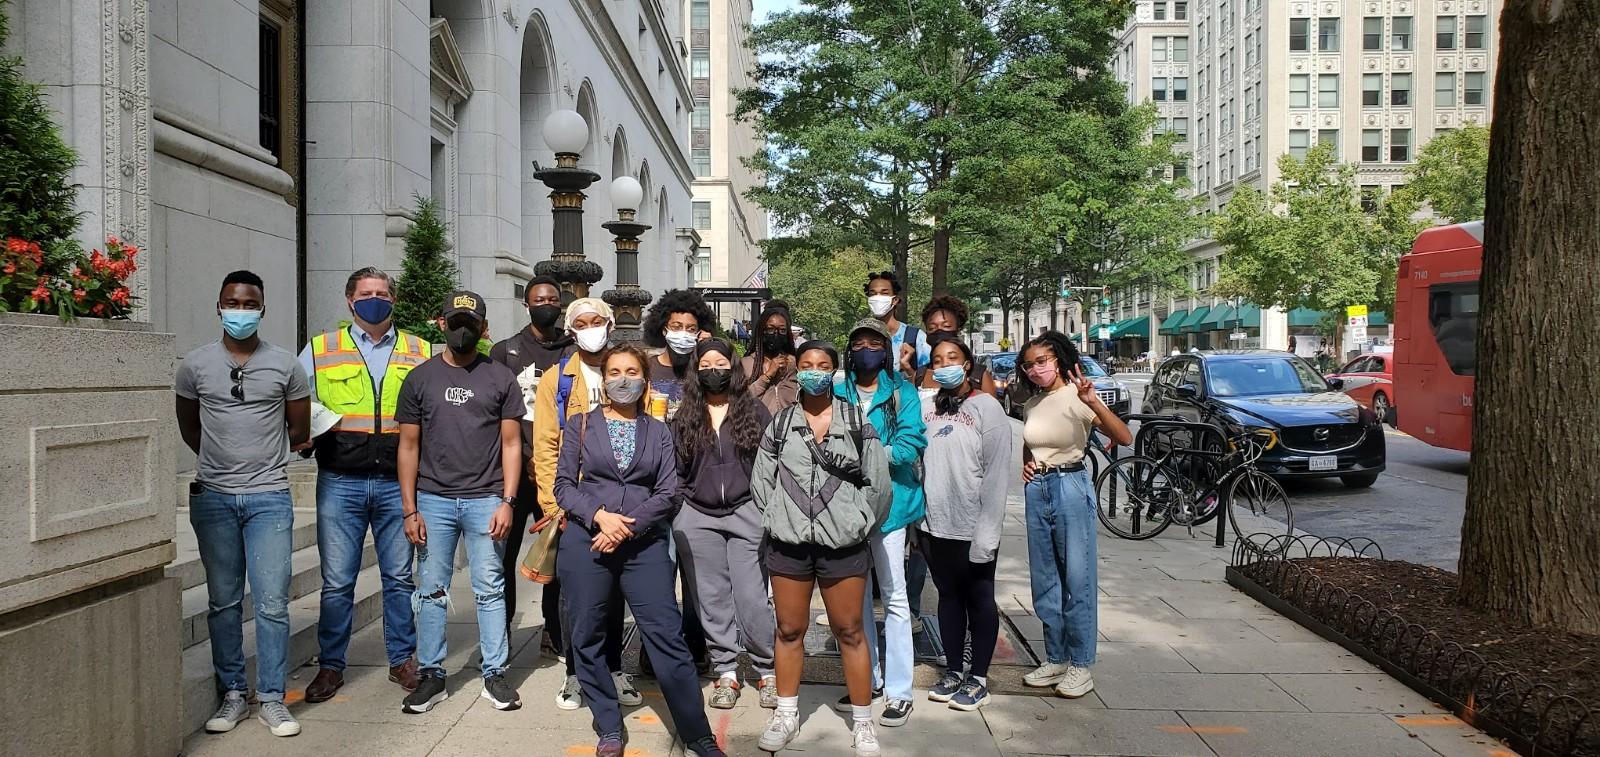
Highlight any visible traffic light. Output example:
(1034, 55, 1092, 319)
(1099, 286, 1111, 307)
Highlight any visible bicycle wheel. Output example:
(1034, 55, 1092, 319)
(1094, 456, 1196, 540)
(1226, 468, 1293, 542)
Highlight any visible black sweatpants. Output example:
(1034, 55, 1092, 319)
(919, 531, 1000, 678)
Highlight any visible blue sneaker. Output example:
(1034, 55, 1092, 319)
(949, 679, 990, 712)
(927, 670, 964, 703)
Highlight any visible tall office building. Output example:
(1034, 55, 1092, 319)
(1100, 0, 1501, 357)
(686, 0, 768, 296)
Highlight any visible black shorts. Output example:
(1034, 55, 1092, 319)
(764, 538, 872, 580)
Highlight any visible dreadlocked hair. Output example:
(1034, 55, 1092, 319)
(670, 342, 765, 465)
(1022, 330, 1082, 388)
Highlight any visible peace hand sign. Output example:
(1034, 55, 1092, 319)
(1070, 366, 1098, 405)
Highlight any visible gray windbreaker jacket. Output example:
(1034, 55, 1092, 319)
(752, 398, 893, 548)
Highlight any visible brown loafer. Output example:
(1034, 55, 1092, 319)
(389, 658, 420, 692)
(304, 668, 344, 703)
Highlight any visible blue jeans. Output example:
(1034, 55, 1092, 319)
(315, 471, 416, 670)
(861, 527, 914, 701)
(414, 492, 508, 677)
(1025, 468, 1098, 667)
(189, 487, 295, 702)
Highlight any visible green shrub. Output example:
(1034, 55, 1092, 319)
(392, 195, 457, 344)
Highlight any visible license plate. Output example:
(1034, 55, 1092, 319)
(1308, 455, 1338, 471)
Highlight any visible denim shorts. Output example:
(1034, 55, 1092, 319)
(764, 537, 872, 580)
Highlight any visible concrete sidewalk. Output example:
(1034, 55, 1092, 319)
(180, 497, 1503, 757)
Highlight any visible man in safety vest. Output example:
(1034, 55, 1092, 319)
(296, 267, 431, 703)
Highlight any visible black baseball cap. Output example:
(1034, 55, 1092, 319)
(442, 290, 487, 322)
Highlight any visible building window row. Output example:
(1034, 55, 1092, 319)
(1151, 76, 1189, 102)
(1288, 74, 1339, 108)
(1154, 116, 1190, 141)
(1152, 36, 1189, 63)
(1361, 128, 1411, 163)
(1289, 18, 1340, 52)
(1362, 16, 1487, 52)
(1152, 1, 1188, 21)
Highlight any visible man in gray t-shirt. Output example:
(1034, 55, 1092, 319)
(174, 271, 311, 739)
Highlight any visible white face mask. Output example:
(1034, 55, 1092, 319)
(665, 330, 698, 355)
(867, 295, 895, 318)
(574, 325, 610, 353)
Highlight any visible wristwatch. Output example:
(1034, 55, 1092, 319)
(499, 495, 515, 506)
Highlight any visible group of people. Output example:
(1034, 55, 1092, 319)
(175, 266, 1132, 757)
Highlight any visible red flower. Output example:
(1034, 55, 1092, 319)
(89, 250, 111, 273)
(110, 287, 131, 306)
(91, 304, 107, 317)
(73, 288, 87, 303)
(106, 235, 121, 248)
(6, 238, 28, 254)
(3, 262, 14, 274)
(30, 284, 51, 303)
(123, 245, 139, 259)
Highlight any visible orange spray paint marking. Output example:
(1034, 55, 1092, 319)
(714, 712, 733, 748)
(1393, 715, 1467, 727)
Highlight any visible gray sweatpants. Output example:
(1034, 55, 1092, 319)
(672, 503, 776, 678)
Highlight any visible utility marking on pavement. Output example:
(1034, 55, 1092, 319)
(283, 690, 347, 704)
(714, 712, 733, 748)
(1160, 725, 1249, 735)
(565, 747, 652, 756)
(1392, 715, 1466, 727)
(636, 713, 662, 725)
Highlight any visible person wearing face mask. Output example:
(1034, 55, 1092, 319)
(1017, 331, 1132, 700)
(177, 271, 311, 738)
(641, 289, 717, 420)
(915, 337, 1012, 713)
(530, 298, 636, 712)
(295, 266, 432, 703)
(864, 271, 928, 378)
(488, 276, 574, 649)
(555, 345, 727, 757)
(915, 295, 998, 397)
(394, 290, 527, 715)
(742, 300, 801, 413)
(833, 319, 928, 728)
(669, 340, 777, 710)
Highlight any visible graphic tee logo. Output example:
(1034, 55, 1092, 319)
(444, 386, 475, 406)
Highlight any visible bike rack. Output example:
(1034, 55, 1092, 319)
(1127, 417, 1232, 548)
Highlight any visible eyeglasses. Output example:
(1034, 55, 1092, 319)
(1021, 357, 1058, 371)
(230, 366, 246, 401)
(667, 326, 701, 335)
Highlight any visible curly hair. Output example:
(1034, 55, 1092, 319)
(671, 340, 765, 465)
(600, 344, 652, 414)
(1021, 330, 1082, 388)
(864, 270, 903, 294)
(920, 294, 970, 331)
(641, 289, 716, 349)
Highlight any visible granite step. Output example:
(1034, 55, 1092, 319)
(178, 536, 379, 650)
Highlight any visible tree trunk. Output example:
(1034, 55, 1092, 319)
(931, 224, 951, 296)
(1048, 292, 1060, 332)
(1021, 293, 1034, 340)
(1000, 302, 1012, 340)
(1457, 0, 1600, 634)
(893, 237, 910, 321)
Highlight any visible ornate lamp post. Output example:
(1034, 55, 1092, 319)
(532, 110, 603, 304)
(601, 176, 654, 344)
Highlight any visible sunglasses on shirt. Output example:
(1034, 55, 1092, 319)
(230, 366, 246, 401)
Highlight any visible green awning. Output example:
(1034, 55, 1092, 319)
(1158, 310, 1189, 335)
(1178, 306, 1212, 333)
(1113, 315, 1151, 340)
(1288, 307, 1328, 328)
(1232, 304, 1263, 328)
(1199, 305, 1234, 330)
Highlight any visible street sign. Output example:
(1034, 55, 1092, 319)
(694, 287, 771, 302)
(1346, 305, 1369, 318)
(1098, 327, 1111, 340)
(1229, 331, 1248, 341)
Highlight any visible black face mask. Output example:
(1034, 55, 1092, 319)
(447, 324, 479, 353)
(528, 304, 560, 329)
(930, 328, 960, 343)
(761, 332, 790, 354)
(698, 367, 733, 394)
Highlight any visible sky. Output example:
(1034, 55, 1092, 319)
(753, 0, 802, 23)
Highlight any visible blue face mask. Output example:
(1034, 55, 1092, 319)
(851, 347, 888, 376)
(220, 308, 262, 340)
(351, 296, 393, 325)
(796, 369, 835, 396)
(932, 365, 968, 389)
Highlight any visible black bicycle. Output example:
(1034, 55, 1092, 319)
(1094, 415, 1293, 542)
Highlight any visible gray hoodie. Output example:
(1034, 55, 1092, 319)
(753, 398, 893, 548)
(918, 391, 1014, 562)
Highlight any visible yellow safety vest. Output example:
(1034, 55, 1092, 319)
(310, 328, 431, 434)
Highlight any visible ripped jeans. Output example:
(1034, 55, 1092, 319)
(414, 492, 508, 678)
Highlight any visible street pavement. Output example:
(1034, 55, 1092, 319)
(1117, 373, 1470, 569)
(179, 409, 1499, 756)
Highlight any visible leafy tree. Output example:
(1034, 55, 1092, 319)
(0, 0, 82, 246)
(738, 0, 1131, 296)
(1213, 142, 1424, 317)
(769, 247, 932, 348)
(1458, 0, 1600, 633)
(392, 196, 457, 344)
(1393, 123, 1489, 223)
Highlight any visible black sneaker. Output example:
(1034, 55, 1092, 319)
(402, 671, 448, 714)
(481, 673, 521, 710)
(832, 688, 883, 712)
(686, 735, 727, 757)
(878, 698, 913, 727)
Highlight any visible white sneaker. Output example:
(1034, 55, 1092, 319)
(758, 711, 801, 752)
(204, 690, 250, 733)
(257, 700, 301, 737)
(1055, 665, 1095, 698)
(613, 671, 643, 707)
(1023, 661, 1072, 688)
(555, 674, 583, 710)
(852, 719, 882, 756)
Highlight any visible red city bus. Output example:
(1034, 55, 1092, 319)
(1393, 221, 1481, 452)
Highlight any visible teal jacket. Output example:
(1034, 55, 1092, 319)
(836, 370, 927, 533)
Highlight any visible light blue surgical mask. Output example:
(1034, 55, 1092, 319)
(796, 369, 834, 396)
(932, 365, 968, 389)
(219, 308, 262, 340)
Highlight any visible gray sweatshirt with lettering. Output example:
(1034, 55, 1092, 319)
(917, 391, 1014, 563)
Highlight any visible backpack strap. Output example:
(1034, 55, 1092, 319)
(555, 354, 575, 430)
